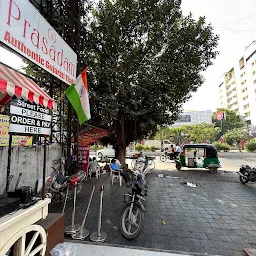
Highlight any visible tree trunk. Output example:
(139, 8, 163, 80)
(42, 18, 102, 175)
(115, 113, 126, 169)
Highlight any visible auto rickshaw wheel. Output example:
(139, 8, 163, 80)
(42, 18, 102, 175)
(209, 167, 217, 173)
(176, 162, 182, 171)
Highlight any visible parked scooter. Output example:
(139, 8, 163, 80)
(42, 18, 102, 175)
(237, 164, 256, 184)
(46, 168, 86, 202)
(120, 173, 146, 240)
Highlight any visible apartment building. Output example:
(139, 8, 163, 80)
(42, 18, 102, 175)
(219, 40, 256, 128)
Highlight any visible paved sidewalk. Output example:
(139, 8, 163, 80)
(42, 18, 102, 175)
(50, 168, 256, 256)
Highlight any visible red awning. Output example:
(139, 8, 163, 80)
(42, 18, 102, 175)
(0, 63, 56, 112)
(78, 126, 110, 146)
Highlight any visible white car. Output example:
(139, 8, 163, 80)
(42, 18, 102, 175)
(162, 140, 175, 151)
(96, 147, 131, 159)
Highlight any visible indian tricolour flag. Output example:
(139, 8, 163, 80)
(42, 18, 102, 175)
(65, 67, 91, 124)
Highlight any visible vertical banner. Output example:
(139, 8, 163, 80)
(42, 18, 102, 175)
(78, 141, 90, 176)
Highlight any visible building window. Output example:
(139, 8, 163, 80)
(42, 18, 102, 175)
(244, 104, 250, 110)
(240, 72, 246, 78)
(244, 112, 250, 118)
(242, 88, 248, 93)
(253, 71, 256, 76)
(254, 80, 256, 85)
(252, 61, 255, 67)
(241, 80, 247, 85)
(243, 95, 249, 101)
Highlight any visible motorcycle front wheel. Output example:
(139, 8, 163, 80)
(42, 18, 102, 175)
(160, 155, 167, 162)
(239, 172, 249, 184)
(120, 204, 144, 240)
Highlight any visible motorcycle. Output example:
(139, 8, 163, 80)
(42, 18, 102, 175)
(120, 174, 146, 240)
(160, 151, 179, 162)
(237, 164, 256, 184)
(46, 168, 86, 202)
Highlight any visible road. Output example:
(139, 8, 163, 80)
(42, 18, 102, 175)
(91, 151, 256, 172)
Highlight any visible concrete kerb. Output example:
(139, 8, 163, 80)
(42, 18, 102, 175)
(67, 239, 222, 256)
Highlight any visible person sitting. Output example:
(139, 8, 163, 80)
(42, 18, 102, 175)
(166, 145, 175, 158)
(175, 145, 182, 153)
(92, 157, 99, 166)
(114, 158, 121, 168)
(102, 159, 111, 173)
(110, 159, 131, 186)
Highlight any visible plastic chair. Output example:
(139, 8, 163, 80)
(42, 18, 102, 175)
(89, 163, 100, 179)
(110, 166, 122, 186)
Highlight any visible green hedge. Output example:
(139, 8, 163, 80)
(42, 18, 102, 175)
(135, 144, 158, 152)
(245, 141, 256, 152)
(135, 144, 144, 151)
(212, 141, 230, 152)
(90, 145, 104, 150)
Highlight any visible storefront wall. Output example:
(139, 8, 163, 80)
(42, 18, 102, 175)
(0, 144, 62, 191)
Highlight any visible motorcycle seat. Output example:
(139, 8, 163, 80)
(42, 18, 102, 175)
(56, 173, 68, 184)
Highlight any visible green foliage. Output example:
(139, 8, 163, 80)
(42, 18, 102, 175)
(135, 144, 144, 151)
(90, 144, 104, 150)
(212, 108, 244, 135)
(155, 123, 220, 144)
(245, 141, 256, 152)
(183, 123, 221, 143)
(154, 127, 173, 140)
(212, 142, 230, 151)
(87, 0, 219, 155)
(134, 144, 157, 151)
(144, 146, 150, 151)
(150, 146, 157, 152)
(223, 128, 247, 146)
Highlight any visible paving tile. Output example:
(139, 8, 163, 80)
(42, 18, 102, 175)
(195, 232, 208, 240)
(50, 169, 256, 256)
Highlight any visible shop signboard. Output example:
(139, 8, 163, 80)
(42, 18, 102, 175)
(0, 0, 77, 85)
(0, 114, 32, 146)
(9, 99, 52, 135)
(177, 114, 191, 123)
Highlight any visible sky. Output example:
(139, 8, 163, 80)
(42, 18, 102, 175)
(1, 0, 256, 111)
(182, 0, 256, 111)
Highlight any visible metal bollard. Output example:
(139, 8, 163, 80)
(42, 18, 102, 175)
(64, 186, 80, 234)
(72, 186, 96, 240)
(62, 185, 70, 215)
(90, 186, 108, 242)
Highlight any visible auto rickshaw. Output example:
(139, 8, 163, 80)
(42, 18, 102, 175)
(175, 144, 221, 173)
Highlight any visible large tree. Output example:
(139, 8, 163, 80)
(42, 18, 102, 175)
(182, 123, 220, 143)
(86, 0, 219, 165)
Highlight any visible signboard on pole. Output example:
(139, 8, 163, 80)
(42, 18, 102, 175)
(216, 111, 224, 121)
(9, 99, 52, 135)
(78, 145, 90, 176)
(0, 114, 32, 146)
(0, 0, 77, 85)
